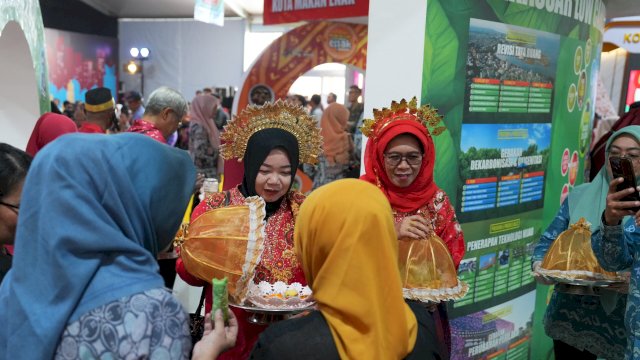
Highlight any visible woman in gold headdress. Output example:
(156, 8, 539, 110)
(176, 100, 321, 360)
(359, 98, 465, 358)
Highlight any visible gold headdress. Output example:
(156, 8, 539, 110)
(220, 100, 322, 164)
(360, 97, 446, 140)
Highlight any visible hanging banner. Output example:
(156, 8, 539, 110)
(194, 0, 225, 27)
(263, 0, 368, 25)
(421, 1, 605, 359)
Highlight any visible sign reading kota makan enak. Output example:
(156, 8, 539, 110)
(263, 0, 368, 25)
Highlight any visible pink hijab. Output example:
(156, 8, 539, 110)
(26, 113, 78, 156)
(190, 95, 220, 148)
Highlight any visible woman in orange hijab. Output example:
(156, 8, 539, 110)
(312, 103, 353, 189)
(248, 179, 442, 359)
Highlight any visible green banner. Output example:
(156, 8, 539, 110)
(422, 0, 604, 358)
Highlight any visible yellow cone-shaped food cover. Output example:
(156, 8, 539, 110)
(539, 217, 621, 281)
(398, 232, 468, 302)
(181, 196, 265, 303)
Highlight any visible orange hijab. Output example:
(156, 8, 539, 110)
(294, 179, 417, 359)
(320, 103, 352, 165)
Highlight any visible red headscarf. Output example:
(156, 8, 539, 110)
(360, 118, 439, 213)
(26, 113, 78, 156)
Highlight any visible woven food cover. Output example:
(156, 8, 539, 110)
(398, 232, 468, 302)
(181, 196, 266, 304)
(539, 217, 621, 281)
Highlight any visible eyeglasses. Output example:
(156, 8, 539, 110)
(0, 201, 19, 215)
(166, 109, 184, 128)
(383, 152, 423, 166)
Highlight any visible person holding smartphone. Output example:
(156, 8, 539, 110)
(593, 126, 640, 359)
(533, 127, 640, 359)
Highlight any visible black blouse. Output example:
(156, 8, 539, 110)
(250, 301, 443, 360)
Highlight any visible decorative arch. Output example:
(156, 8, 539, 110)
(225, 21, 367, 190)
(0, 0, 50, 113)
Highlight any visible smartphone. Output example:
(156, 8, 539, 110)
(609, 156, 640, 212)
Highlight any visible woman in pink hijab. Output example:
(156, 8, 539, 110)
(26, 112, 78, 156)
(189, 94, 222, 178)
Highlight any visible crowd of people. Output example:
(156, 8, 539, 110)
(0, 86, 465, 359)
(286, 85, 364, 187)
(9, 82, 640, 360)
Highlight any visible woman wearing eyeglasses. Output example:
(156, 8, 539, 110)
(359, 98, 465, 359)
(0, 144, 32, 284)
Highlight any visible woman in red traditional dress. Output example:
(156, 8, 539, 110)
(176, 100, 321, 359)
(360, 98, 465, 359)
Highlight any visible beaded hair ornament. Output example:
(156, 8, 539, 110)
(220, 100, 323, 164)
(360, 97, 446, 139)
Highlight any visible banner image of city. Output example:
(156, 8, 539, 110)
(451, 291, 537, 360)
(45, 28, 118, 105)
(464, 19, 560, 123)
(457, 123, 551, 223)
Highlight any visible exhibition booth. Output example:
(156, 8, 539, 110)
(0, 0, 626, 358)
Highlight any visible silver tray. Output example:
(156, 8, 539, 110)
(230, 302, 316, 325)
(230, 302, 315, 314)
(545, 275, 624, 288)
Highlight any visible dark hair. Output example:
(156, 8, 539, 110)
(349, 85, 361, 93)
(50, 101, 62, 114)
(310, 94, 321, 106)
(295, 94, 307, 107)
(0, 143, 32, 198)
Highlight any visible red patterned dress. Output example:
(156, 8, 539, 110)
(176, 186, 306, 359)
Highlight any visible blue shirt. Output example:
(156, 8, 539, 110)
(534, 200, 626, 359)
(593, 217, 640, 360)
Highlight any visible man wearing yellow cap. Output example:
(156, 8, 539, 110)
(79, 87, 116, 134)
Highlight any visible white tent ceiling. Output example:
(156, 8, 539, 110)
(78, 0, 640, 21)
(78, 0, 263, 19)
